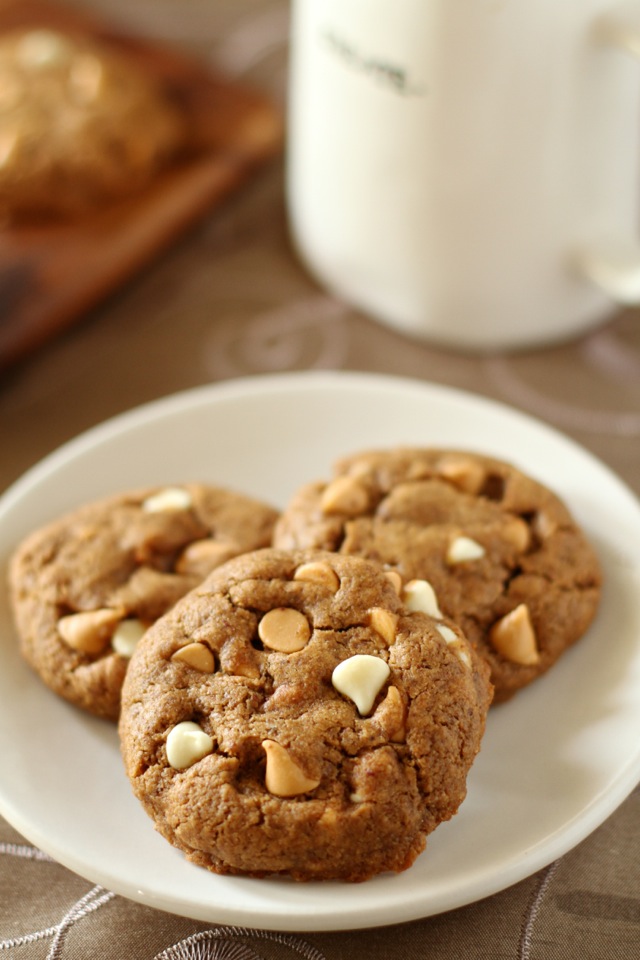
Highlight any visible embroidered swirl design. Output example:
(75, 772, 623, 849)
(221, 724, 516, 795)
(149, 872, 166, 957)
(0, 843, 114, 958)
(484, 326, 640, 436)
(155, 927, 328, 960)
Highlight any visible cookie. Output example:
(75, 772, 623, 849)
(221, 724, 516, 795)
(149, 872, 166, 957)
(273, 449, 602, 702)
(0, 28, 187, 221)
(119, 548, 492, 882)
(8, 484, 279, 720)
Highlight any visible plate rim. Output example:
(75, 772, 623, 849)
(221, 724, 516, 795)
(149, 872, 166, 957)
(3, 369, 638, 516)
(1, 369, 640, 932)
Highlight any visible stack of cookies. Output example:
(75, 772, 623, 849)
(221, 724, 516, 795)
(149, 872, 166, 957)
(8, 448, 601, 882)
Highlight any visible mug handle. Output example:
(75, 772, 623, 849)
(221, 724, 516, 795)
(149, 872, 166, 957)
(573, 1, 640, 302)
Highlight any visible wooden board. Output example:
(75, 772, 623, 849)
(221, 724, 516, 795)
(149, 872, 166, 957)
(0, 0, 284, 370)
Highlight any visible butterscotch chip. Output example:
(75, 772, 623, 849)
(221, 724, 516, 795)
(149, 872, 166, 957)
(175, 540, 240, 578)
(8, 483, 279, 720)
(171, 642, 215, 674)
(435, 454, 486, 494)
(384, 569, 403, 595)
(258, 607, 311, 653)
(262, 740, 321, 797)
(372, 686, 406, 742)
(367, 606, 398, 645)
(57, 607, 123, 655)
(119, 548, 492, 882)
(223, 648, 261, 680)
(320, 476, 369, 516)
(293, 560, 340, 592)
(273, 448, 602, 702)
(502, 517, 531, 552)
(489, 604, 540, 666)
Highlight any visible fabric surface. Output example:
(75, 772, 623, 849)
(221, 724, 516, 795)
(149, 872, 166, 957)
(1, 1, 639, 956)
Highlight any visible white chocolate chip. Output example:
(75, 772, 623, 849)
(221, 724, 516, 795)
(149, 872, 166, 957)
(262, 739, 320, 796)
(403, 579, 443, 619)
(367, 607, 398, 646)
(57, 608, 124, 655)
(320, 476, 369, 516)
(293, 561, 340, 592)
(436, 623, 457, 644)
(458, 648, 472, 669)
(171, 642, 215, 673)
(142, 487, 192, 513)
(111, 618, 146, 658)
(446, 536, 485, 565)
(489, 604, 540, 666)
(436, 623, 472, 669)
(331, 654, 390, 716)
(166, 721, 213, 770)
(258, 608, 311, 653)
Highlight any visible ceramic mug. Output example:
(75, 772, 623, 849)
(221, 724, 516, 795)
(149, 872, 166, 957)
(287, 0, 640, 351)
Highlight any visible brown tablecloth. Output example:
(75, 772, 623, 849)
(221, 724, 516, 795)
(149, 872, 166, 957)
(1, 1, 639, 956)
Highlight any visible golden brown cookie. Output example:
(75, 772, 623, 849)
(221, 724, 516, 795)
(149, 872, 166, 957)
(0, 28, 186, 220)
(119, 548, 492, 882)
(8, 484, 279, 719)
(273, 448, 602, 702)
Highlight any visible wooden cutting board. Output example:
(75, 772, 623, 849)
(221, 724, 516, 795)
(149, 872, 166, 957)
(0, 0, 284, 371)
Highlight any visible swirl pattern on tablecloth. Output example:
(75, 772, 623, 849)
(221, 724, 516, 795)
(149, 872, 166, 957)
(155, 928, 327, 960)
(485, 325, 640, 436)
(204, 296, 351, 377)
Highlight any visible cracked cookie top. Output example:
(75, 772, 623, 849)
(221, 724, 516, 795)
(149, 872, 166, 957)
(273, 448, 602, 702)
(119, 548, 492, 882)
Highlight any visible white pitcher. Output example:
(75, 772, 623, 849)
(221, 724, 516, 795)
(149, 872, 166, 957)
(287, 0, 640, 351)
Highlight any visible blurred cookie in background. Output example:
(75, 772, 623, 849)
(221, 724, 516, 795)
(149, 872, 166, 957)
(0, 27, 188, 221)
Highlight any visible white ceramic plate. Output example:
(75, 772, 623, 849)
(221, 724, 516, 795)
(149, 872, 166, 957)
(1, 371, 639, 932)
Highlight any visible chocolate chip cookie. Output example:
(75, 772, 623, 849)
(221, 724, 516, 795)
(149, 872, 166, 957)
(273, 449, 602, 702)
(119, 548, 492, 882)
(8, 484, 279, 720)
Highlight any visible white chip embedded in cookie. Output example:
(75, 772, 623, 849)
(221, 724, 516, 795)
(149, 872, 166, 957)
(8, 483, 279, 720)
(273, 448, 602, 702)
(119, 548, 492, 882)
